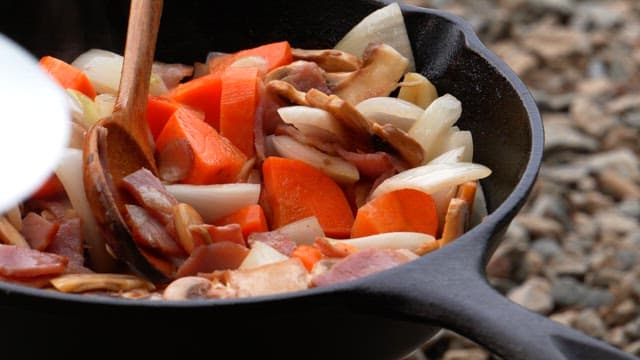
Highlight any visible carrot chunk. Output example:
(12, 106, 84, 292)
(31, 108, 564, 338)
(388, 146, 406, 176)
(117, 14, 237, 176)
(209, 41, 293, 74)
(39, 55, 96, 99)
(146, 95, 179, 140)
(262, 157, 354, 238)
(215, 204, 268, 240)
(291, 244, 323, 271)
(219, 66, 260, 158)
(167, 73, 223, 129)
(351, 189, 438, 238)
(156, 107, 247, 185)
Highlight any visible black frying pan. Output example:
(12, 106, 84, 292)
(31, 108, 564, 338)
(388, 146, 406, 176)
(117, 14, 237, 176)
(0, 1, 635, 359)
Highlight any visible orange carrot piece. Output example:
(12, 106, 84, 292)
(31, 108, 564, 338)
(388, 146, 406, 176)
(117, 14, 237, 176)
(31, 174, 65, 199)
(351, 189, 438, 238)
(156, 107, 247, 185)
(215, 204, 268, 240)
(39, 55, 96, 99)
(439, 198, 469, 247)
(262, 157, 354, 238)
(167, 73, 223, 129)
(291, 244, 323, 271)
(209, 41, 293, 74)
(456, 181, 477, 211)
(146, 95, 180, 140)
(219, 66, 260, 158)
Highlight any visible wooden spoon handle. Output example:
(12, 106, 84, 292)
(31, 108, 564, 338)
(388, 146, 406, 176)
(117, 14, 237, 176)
(116, 0, 163, 117)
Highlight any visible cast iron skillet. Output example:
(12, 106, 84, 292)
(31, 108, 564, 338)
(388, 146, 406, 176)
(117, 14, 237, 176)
(0, 1, 635, 359)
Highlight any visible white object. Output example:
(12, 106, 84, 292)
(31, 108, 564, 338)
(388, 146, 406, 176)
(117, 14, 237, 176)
(0, 35, 70, 213)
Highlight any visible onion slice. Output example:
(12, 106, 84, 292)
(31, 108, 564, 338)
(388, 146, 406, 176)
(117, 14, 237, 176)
(355, 97, 423, 132)
(269, 135, 360, 184)
(277, 106, 347, 141)
(166, 183, 260, 223)
(335, 2, 415, 71)
(324, 232, 436, 253)
(370, 162, 492, 199)
(239, 241, 289, 270)
(408, 94, 462, 163)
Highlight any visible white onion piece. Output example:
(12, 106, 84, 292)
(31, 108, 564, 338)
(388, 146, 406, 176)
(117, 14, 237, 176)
(408, 94, 462, 163)
(239, 241, 289, 270)
(355, 97, 423, 132)
(273, 216, 325, 245)
(166, 183, 260, 223)
(428, 146, 466, 165)
(95, 93, 115, 119)
(434, 129, 474, 163)
(370, 162, 492, 199)
(325, 232, 435, 252)
(54, 148, 116, 272)
(67, 89, 99, 128)
(71, 49, 167, 96)
(269, 135, 360, 184)
(277, 106, 346, 141)
(335, 2, 415, 71)
(398, 72, 438, 109)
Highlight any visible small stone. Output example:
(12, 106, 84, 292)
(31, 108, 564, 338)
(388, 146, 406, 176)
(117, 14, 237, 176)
(606, 93, 640, 115)
(603, 299, 638, 327)
(576, 77, 616, 98)
(573, 309, 607, 339)
(514, 214, 564, 239)
(597, 168, 640, 200)
(572, 3, 625, 30)
(531, 238, 562, 260)
(507, 277, 554, 314)
(544, 118, 599, 152)
(623, 317, 640, 339)
(618, 199, 640, 218)
(607, 326, 629, 348)
(594, 211, 639, 235)
(570, 97, 616, 137)
(550, 255, 588, 277)
(624, 341, 640, 356)
(552, 277, 587, 307)
(491, 41, 538, 76)
(551, 309, 580, 327)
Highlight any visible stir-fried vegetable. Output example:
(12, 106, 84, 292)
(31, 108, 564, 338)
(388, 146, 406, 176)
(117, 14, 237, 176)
(0, 3, 494, 300)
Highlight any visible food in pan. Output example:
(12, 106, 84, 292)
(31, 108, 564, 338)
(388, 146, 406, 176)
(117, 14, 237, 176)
(0, 3, 491, 299)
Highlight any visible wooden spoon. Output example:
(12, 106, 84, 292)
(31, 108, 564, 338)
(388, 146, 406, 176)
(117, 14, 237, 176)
(83, 0, 167, 281)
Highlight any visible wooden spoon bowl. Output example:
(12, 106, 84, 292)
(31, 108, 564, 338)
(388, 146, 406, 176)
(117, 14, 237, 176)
(83, 0, 166, 281)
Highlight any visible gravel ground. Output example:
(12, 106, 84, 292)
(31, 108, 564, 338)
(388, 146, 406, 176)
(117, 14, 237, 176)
(401, 0, 640, 358)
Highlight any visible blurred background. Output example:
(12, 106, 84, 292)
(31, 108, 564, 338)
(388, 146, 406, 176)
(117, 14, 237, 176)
(401, 0, 640, 358)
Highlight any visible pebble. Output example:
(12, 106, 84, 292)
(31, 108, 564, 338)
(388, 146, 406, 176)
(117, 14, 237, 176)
(410, 0, 640, 357)
(507, 277, 553, 314)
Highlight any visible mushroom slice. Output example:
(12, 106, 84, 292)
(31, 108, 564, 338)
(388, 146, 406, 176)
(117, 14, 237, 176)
(265, 61, 330, 94)
(292, 48, 362, 72)
(371, 123, 424, 167)
(331, 43, 409, 106)
(0, 216, 29, 248)
(50, 273, 155, 293)
(265, 80, 309, 106)
(162, 276, 222, 300)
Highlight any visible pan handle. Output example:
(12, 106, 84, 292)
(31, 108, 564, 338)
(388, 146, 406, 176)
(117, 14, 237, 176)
(354, 235, 636, 360)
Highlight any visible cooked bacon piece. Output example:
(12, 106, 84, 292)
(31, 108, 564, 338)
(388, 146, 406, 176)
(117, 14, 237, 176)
(311, 248, 416, 287)
(47, 216, 90, 274)
(265, 60, 331, 94)
(120, 168, 179, 226)
(188, 223, 246, 247)
(222, 258, 309, 298)
(266, 80, 309, 106)
(247, 231, 297, 256)
(314, 237, 356, 258)
(124, 204, 185, 258)
(176, 242, 250, 278)
(0, 244, 67, 278)
(20, 212, 59, 251)
(337, 149, 395, 179)
(255, 83, 287, 162)
(25, 198, 73, 219)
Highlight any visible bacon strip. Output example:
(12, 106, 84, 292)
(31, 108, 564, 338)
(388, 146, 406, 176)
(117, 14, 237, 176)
(120, 168, 179, 226)
(0, 244, 67, 278)
(311, 248, 415, 287)
(124, 204, 185, 258)
(47, 216, 91, 274)
(247, 231, 297, 256)
(176, 242, 250, 278)
(20, 212, 59, 251)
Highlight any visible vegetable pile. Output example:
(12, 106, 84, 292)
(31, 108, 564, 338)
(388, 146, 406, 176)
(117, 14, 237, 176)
(0, 3, 491, 300)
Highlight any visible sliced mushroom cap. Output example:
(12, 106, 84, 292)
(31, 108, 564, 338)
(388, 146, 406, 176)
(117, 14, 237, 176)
(292, 48, 362, 72)
(49, 273, 156, 293)
(331, 43, 409, 106)
(162, 276, 215, 300)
